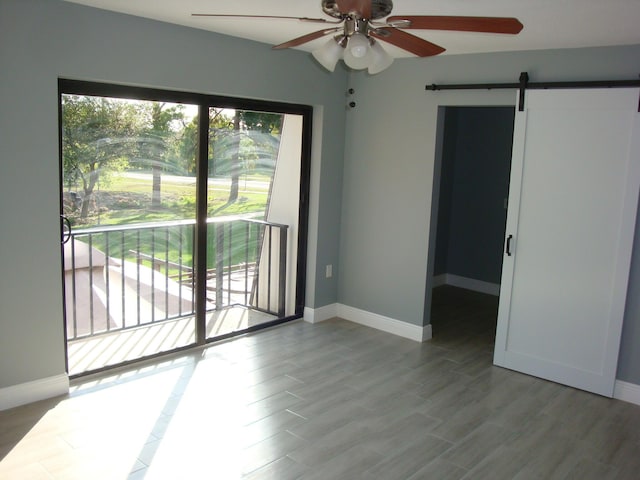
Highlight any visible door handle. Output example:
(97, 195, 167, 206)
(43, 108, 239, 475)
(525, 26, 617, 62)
(61, 215, 72, 245)
(505, 234, 513, 256)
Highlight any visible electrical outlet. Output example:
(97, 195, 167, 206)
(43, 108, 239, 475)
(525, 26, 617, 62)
(326, 264, 333, 278)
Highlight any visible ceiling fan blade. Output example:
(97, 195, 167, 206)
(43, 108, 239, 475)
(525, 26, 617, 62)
(386, 16, 523, 34)
(371, 28, 445, 57)
(272, 28, 340, 49)
(336, 0, 372, 18)
(191, 14, 336, 24)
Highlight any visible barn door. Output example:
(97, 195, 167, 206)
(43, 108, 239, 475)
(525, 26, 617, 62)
(494, 88, 640, 396)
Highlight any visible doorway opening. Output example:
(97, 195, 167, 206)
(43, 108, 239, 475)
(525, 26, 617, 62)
(427, 106, 515, 347)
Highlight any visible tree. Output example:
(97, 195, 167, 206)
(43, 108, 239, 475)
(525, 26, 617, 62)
(141, 103, 185, 209)
(238, 111, 283, 177)
(240, 111, 283, 135)
(229, 112, 242, 203)
(62, 95, 143, 220)
(211, 110, 284, 204)
(208, 108, 235, 178)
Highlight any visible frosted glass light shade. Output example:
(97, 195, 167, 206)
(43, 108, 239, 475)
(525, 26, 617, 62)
(348, 32, 369, 58)
(368, 40, 394, 74)
(312, 38, 344, 72)
(343, 33, 371, 70)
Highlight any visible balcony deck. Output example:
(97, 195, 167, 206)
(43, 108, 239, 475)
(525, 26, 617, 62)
(67, 306, 277, 376)
(64, 217, 287, 376)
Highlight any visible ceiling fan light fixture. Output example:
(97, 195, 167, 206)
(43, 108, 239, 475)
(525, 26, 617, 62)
(343, 33, 372, 70)
(195, 2, 524, 76)
(367, 40, 393, 74)
(312, 37, 344, 72)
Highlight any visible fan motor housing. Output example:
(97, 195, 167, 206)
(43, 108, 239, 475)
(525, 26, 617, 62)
(322, 0, 393, 20)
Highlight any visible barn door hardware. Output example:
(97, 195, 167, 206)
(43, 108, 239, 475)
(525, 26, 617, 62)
(426, 72, 640, 111)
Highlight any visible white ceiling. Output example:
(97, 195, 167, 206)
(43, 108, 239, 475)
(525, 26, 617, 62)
(64, 0, 640, 58)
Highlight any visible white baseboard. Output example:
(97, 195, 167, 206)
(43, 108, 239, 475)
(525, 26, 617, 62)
(614, 380, 640, 406)
(337, 304, 432, 342)
(435, 273, 500, 296)
(304, 303, 432, 342)
(303, 303, 338, 324)
(0, 374, 69, 411)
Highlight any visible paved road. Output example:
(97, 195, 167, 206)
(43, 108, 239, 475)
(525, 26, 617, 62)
(121, 172, 269, 192)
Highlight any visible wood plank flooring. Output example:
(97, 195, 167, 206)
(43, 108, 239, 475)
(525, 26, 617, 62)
(1, 286, 639, 479)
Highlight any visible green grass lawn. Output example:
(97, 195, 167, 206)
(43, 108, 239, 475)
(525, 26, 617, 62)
(65, 171, 274, 274)
(66, 171, 271, 227)
(76, 220, 266, 277)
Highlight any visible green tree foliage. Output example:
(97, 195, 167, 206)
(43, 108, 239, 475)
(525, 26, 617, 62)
(240, 111, 283, 134)
(178, 116, 199, 175)
(210, 110, 283, 203)
(177, 108, 236, 176)
(238, 110, 283, 174)
(62, 95, 200, 220)
(140, 103, 186, 208)
(62, 95, 282, 222)
(62, 95, 143, 219)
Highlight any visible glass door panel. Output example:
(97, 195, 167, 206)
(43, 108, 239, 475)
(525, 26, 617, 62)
(61, 93, 199, 375)
(205, 108, 303, 339)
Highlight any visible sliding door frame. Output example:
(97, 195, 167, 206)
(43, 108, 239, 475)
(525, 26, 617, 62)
(58, 78, 312, 373)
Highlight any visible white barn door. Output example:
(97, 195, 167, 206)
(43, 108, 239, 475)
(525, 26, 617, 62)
(494, 88, 640, 397)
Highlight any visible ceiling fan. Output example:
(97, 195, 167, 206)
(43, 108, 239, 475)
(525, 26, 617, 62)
(193, 0, 523, 74)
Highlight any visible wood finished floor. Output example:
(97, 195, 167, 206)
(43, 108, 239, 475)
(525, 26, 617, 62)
(1, 285, 640, 479)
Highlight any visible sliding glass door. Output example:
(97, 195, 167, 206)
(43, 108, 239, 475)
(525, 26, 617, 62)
(59, 80, 310, 376)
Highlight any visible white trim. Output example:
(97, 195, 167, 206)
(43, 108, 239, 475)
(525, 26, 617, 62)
(432, 274, 447, 288)
(441, 274, 500, 296)
(303, 303, 338, 324)
(0, 374, 69, 411)
(337, 304, 432, 342)
(614, 380, 640, 406)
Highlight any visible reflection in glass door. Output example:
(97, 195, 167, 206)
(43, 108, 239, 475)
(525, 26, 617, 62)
(60, 91, 199, 375)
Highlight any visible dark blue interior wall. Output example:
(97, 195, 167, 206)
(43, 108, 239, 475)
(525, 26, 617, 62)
(435, 107, 515, 284)
(434, 109, 458, 276)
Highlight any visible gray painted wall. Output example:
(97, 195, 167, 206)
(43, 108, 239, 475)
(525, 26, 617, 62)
(341, 44, 640, 384)
(435, 107, 514, 284)
(0, 0, 347, 389)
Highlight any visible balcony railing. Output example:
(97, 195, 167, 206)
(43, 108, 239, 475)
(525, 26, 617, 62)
(64, 217, 287, 341)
